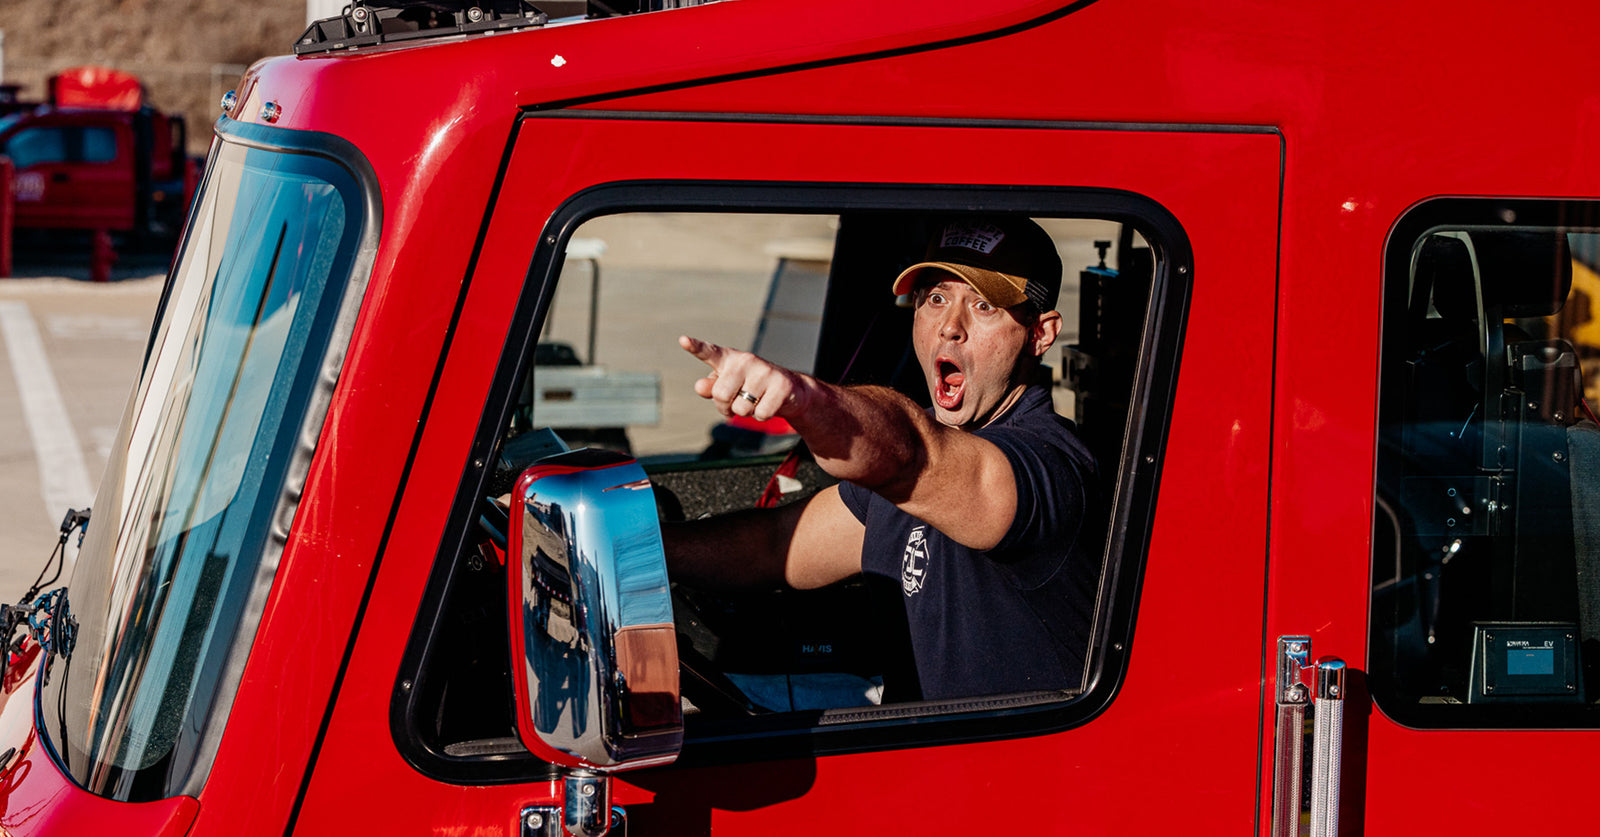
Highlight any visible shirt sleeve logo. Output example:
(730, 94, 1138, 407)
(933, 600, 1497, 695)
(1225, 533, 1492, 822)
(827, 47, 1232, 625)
(901, 525, 930, 596)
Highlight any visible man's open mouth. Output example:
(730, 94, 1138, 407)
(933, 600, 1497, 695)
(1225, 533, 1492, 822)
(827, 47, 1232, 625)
(935, 359, 965, 409)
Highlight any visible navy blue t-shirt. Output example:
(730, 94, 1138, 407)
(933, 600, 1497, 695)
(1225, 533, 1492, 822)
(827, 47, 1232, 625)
(838, 386, 1098, 700)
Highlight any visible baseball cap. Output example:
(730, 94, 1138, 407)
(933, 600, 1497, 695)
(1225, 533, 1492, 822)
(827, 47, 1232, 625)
(891, 217, 1063, 312)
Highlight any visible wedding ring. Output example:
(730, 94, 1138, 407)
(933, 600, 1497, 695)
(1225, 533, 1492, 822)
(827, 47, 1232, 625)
(738, 390, 760, 404)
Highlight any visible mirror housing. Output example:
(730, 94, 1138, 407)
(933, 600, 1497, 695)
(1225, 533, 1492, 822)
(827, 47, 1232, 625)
(507, 448, 682, 771)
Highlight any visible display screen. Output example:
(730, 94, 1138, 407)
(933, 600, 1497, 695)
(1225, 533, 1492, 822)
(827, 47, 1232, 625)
(1508, 647, 1556, 676)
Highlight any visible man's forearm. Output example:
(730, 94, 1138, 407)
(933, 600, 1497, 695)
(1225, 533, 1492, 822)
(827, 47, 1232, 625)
(661, 504, 799, 591)
(782, 378, 933, 503)
(663, 486, 866, 591)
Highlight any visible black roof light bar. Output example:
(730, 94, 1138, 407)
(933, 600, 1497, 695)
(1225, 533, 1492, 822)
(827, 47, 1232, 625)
(295, 0, 549, 55)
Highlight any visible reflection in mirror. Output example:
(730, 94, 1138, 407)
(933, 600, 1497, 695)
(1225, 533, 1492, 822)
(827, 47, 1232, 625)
(508, 449, 682, 770)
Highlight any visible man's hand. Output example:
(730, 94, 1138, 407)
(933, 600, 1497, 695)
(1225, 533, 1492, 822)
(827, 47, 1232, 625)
(667, 337, 866, 593)
(677, 335, 1018, 550)
(679, 335, 815, 422)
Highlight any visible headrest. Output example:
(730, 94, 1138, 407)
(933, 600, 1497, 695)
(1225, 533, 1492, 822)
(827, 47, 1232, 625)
(1416, 234, 1477, 321)
(1471, 231, 1573, 318)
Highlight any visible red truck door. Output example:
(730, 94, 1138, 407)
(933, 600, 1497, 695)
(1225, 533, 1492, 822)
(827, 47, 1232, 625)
(291, 114, 1283, 834)
(4, 112, 134, 231)
(1264, 196, 1600, 835)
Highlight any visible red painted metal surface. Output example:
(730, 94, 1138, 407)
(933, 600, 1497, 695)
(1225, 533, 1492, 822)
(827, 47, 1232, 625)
(4, 0, 1596, 834)
(286, 116, 1279, 834)
(0, 649, 196, 837)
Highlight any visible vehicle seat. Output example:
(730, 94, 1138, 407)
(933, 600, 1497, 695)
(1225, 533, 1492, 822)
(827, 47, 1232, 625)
(1403, 234, 1483, 467)
(1469, 232, 1585, 629)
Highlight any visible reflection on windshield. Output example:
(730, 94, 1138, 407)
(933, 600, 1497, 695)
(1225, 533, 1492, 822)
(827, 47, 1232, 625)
(43, 141, 364, 801)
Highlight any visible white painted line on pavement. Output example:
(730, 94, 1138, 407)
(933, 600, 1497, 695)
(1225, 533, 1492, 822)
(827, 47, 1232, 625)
(0, 302, 96, 539)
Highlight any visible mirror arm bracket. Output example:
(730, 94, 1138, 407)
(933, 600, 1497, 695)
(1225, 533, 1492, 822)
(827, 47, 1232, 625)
(564, 771, 613, 837)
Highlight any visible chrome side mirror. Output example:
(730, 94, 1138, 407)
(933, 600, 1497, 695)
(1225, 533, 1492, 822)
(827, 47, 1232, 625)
(508, 449, 682, 772)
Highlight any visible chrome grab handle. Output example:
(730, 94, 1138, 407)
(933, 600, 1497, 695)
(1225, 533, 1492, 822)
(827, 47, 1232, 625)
(1270, 636, 1310, 837)
(1272, 639, 1346, 837)
(1308, 658, 1346, 837)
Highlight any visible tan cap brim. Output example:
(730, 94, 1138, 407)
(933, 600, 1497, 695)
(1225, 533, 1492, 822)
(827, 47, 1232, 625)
(891, 262, 1030, 308)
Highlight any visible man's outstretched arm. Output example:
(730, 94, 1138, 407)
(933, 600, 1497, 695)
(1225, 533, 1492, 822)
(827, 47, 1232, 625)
(662, 484, 866, 591)
(678, 335, 1020, 550)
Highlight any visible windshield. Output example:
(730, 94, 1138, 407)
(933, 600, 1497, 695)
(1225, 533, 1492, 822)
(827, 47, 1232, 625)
(39, 133, 371, 801)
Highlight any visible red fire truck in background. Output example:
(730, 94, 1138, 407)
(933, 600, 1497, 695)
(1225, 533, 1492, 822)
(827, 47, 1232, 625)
(0, 66, 197, 240)
(0, 0, 1597, 835)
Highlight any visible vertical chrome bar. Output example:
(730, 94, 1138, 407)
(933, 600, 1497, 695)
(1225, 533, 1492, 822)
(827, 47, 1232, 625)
(1270, 636, 1311, 837)
(1308, 657, 1346, 837)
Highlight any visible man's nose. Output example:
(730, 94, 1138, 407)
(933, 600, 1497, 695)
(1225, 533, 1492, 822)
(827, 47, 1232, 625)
(938, 307, 967, 340)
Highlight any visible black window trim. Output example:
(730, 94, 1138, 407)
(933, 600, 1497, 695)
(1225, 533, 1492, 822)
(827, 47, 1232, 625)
(1372, 195, 1600, 730)
(391, 178, 1193, 783)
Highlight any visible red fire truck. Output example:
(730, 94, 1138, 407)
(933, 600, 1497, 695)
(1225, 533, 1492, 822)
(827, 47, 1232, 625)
(0, 0, 1596, 834)
(0, 67, 196, 239)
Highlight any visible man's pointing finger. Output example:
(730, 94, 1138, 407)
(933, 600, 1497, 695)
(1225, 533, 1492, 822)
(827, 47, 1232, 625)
(679, 335, 725, 368)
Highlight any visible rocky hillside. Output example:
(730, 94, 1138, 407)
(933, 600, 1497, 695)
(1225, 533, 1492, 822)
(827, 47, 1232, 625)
(0, 0, 310, 152)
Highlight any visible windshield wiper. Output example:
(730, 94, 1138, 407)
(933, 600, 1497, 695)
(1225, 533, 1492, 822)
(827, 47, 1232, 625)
(0, 508, 89, 685)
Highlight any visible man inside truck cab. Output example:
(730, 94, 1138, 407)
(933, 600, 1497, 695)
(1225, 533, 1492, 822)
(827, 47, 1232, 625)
(669, 217, 1100, 700)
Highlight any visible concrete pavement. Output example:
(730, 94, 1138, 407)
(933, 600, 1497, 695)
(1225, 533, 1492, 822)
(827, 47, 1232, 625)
(0, 255, 165, 600)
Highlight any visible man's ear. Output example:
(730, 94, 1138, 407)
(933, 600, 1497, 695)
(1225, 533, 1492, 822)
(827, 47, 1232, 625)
(1030, 310, 1063, 357)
